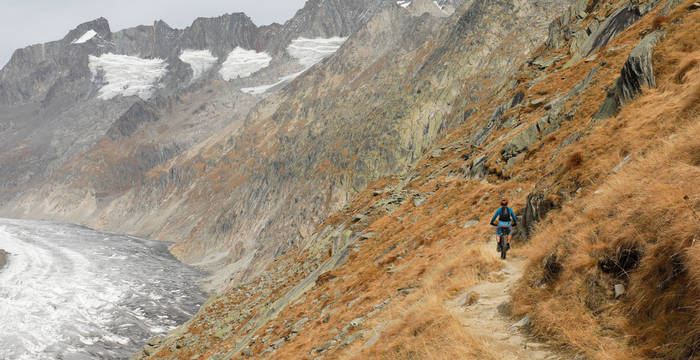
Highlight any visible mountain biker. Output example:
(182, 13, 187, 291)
(490, 199, 517, 252)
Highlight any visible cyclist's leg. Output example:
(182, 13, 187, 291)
(496, 227, 503, 251)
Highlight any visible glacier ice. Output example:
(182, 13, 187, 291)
(240, 70, 305, 95)
(219, 47, 272, 81)
(0, 219, 205, 359)
(286, 37, 348, 68)
(179, 49, 218, 81)
(88, 53, 168, 100)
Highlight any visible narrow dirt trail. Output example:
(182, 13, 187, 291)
(447, 241, 559, 360)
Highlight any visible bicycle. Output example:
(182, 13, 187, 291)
(497, 226, 510, 259)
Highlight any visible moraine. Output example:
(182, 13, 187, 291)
(0, 218, 207, 360)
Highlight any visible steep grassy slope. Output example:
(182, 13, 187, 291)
(133, 0, 699, 358)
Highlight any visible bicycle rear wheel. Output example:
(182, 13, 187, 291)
(500, 234, 508, 259)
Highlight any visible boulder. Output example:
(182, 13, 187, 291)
(469, 154, 488, 178)
(593, 31, 664, 120)
(521, 191, 558, 239)
(502, 124, 539, 160)
(618, 31, 664, 102)
(577, 5, 643, 58)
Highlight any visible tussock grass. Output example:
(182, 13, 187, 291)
(351, 240, 502, 360)
(514, 123, 700, 359)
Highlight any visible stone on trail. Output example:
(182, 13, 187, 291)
(457, 291, 481, 307)
(511, 316, 531, 330)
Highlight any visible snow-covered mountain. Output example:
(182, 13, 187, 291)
(0, 0, 395, 208)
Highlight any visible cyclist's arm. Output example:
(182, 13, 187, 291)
(490, 211, 499, 226)
(509, 208, 517, 226)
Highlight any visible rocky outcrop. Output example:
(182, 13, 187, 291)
(106, 101, 160, 140)
(593, 31, 664, 120)
(520, 191, 559, 240)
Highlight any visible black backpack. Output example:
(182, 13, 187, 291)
(499, 207, 511, 222)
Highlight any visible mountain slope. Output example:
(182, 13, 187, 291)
(131, 0, 700, 358)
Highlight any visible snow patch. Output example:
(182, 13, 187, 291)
(72, 30, 97, 44)
(179, 49, 218, 81)
(88, 54, 168, 100)
(240, 70, 305, 95)
(219, 47, 272, 81)
(433, 0, 444, 10)
(397, 1, 412, 8)
(286, 37, 348, 68)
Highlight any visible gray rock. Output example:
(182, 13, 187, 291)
(352, 214, 366, 223)
(413, 194, 427, 207)
(593, 31, 664, 120)
(497, 302, 512, 316)
(531, 97, 547, 107)
(469, 154, 489, 178)
(457, 291, 480, 307)
(359, 232, 375, 241)
(619, 31, 664, 102)
(576, 5, 643, 59)
(521, 191, 558, 240)
(611, 155, 632, 174)
(502, 123, 539, 160)
(532, 55, 566, 69)
(584, 53, 599, 63)
(349, 317, 364, 328)
(614, 284, 625, 298)
(511, 316, 531, 329)
(462, 219, 479, 228)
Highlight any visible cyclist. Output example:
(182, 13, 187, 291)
(490, 200, 517, 252)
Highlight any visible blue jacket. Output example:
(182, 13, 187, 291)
(491, 207, 517, 226)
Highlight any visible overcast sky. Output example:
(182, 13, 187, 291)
(0, 0, 308, 67)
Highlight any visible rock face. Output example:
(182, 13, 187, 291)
(593, 31, 664, 120)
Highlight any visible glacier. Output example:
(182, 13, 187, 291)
(0, 219, 206, 360)
(88, 54, 168, 100)
(219, 47, 272, 81)
(286, 37, 348, 68)
(179, 49, 218, 81)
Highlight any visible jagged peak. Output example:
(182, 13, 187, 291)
(63, 17, 112, 43)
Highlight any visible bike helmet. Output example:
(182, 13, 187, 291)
(500, 199, 508, 206)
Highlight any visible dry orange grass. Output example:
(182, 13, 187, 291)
(352, 243, 502, 360)
(514, 121, 700, 359)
